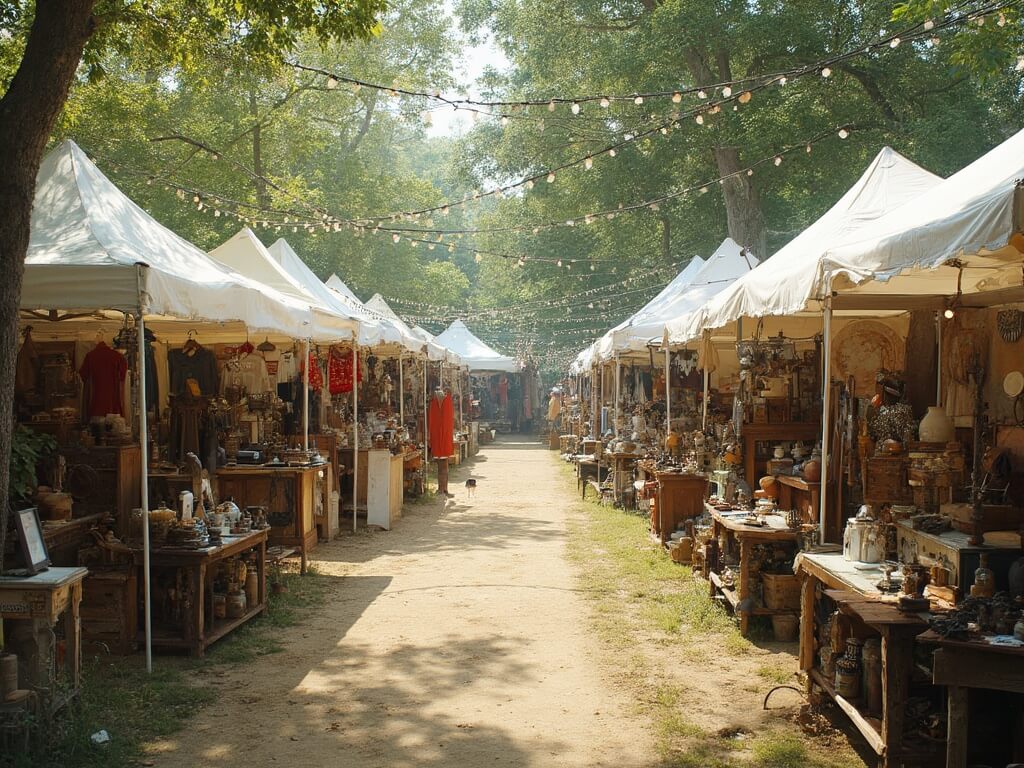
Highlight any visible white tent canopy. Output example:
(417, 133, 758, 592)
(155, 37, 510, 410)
(666, 147, 942, 342)
(409, 324, 454, 363)
(825, 129, 1024, 309)
(309, 270, 420, 352)
(594, 256, 705, 361)
(365, 294, 458, 364)
(435, 319, 519, 373)
(210, 228, 360, 342)
(23, 141, 311, 337)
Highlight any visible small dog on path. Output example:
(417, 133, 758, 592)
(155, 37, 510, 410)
(465, 478, 477, 498)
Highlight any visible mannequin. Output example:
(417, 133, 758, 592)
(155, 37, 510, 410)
(428, 386, 455, 496)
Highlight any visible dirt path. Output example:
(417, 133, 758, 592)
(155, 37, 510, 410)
(147, 438, 655, 767)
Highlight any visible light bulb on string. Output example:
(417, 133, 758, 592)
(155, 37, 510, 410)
(600, 97, 610, 108)
(697, 90, 707, 99)
(326, 77, 338, 89)
(672, 91, 682, 103)
(633, 95, 644, 105)
(774, 156, 783, 166)
(609, 148, 616, 157)
(526, 179, 535, 189)
(547, 172, 556, 183)
(838, 127, 849, 139)
(548, 100, 556, 112)
(500, 115, 509, 126)
(722, 86, 732, 97)
(890, 37, 901, 47)
(695, 114, 704, 125)
(738, 91, 752, 104)
(571, 102, 580, 114)
(821, 67, 832, 77)
(584, 156, 593, 169)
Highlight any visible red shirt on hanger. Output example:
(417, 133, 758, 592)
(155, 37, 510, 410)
(79, 342, 127, 418)
(428, 392, 454, 458)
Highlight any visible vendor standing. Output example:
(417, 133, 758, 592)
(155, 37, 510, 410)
(547, 388, 562, 432)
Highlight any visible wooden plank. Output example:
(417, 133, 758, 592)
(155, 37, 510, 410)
(933, 647, 1024, 694)
(880, 626, 911, 763)
(810, 668, 886, 756)
(945, 685, 968, 768)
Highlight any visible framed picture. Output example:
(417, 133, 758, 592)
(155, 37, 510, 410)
(14, 507, 50, 575)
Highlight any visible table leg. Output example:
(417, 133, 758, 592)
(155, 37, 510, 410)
(191, 563, 206, 658)
(880, 627, 911, 767)
(258, 539, 267, 615)
(63, 582, 82, 693)
(945, 685, 968, 768)
(799, 574, 816, 683)
(738, 536, 750, 637)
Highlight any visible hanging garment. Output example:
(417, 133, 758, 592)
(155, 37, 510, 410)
(143, 330, 159, 412)
(300, 351, 324, 391)
(169, 346, 219, 397)
(79, 341, 128, 418)
(428, 393, 455, 458)
(221, 352, 271, 396)
(327, 348, 362, 395)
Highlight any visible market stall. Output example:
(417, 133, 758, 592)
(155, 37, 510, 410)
(8, 141, 349, 686)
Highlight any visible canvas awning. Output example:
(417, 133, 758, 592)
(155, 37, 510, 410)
(22, 141, 311, 336)
(209, 228, 362, 342)
(435, 319, 519, 373)
(664, 147, 943, 343)
(364, 294, 459, 364)
(824, 130, 1024, 310)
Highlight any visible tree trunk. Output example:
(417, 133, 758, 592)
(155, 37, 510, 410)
(683, 47, 768, 258)
(249, 87, 270, 210)
(714, 146, 767, 257)
(0, 0, 98, 568)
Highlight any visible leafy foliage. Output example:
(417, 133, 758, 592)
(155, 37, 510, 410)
(8, 426, 55, 504)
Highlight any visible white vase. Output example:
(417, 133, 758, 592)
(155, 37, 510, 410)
(919, 406, 953, 443)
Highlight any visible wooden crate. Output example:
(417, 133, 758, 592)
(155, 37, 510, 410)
(863, 456, 914, 505)
(761, 572, 801, 610)
(81, 569, 137, 655)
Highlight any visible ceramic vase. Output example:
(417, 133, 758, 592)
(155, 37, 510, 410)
(918, 406, 954, 443)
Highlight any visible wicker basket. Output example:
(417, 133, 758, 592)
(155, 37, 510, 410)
(762, 573, 801, 610)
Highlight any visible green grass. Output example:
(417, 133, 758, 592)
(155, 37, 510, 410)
(4, 566, 331, 768)
(559, 459, 865, 768)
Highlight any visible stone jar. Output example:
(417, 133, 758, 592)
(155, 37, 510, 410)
(918, 406, 954, 444)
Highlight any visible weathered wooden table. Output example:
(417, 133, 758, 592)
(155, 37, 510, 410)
(0, 566, 87, 708)
(918, 629, 1024, 768)
(707, 507, 799, 636)
(135, 529, 267, 658)
(796, 552, 935, 767)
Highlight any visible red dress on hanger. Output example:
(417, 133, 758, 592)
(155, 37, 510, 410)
(428, 393, 454, 458)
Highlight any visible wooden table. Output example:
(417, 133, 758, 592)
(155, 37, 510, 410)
(217, 465, 319, 573)
(137, 529, 267, 658)
(0, 567, 87, 708)
(576, 457, 608, 500)
(646, 469, 706, 544)
(796, 552, 934, 767)
(707, 508, 799, 636)
(919, 630, 1024, 768)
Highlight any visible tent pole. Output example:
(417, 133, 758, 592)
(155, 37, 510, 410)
(664, 347, 671, 435)
(614, 353, 621, 438)
(819, 291, 834, 543)
(352, 343, 359, 534)
(303, 339, 310, 452)
(136, 308, 152, 674)
(936, 311, 942, 406)
(423, 357, 429, 460)
(399, 352, 405, 426)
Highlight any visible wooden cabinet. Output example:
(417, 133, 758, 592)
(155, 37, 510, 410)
(60, 444, 141, 536)
(82, 569, 137, 655)
(216, 466, 318, 572)
(740, 423, 820, 488)
(367, 449, 403, 530)
(653, 472, 707, 543)
(863, 456, 914, 505)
